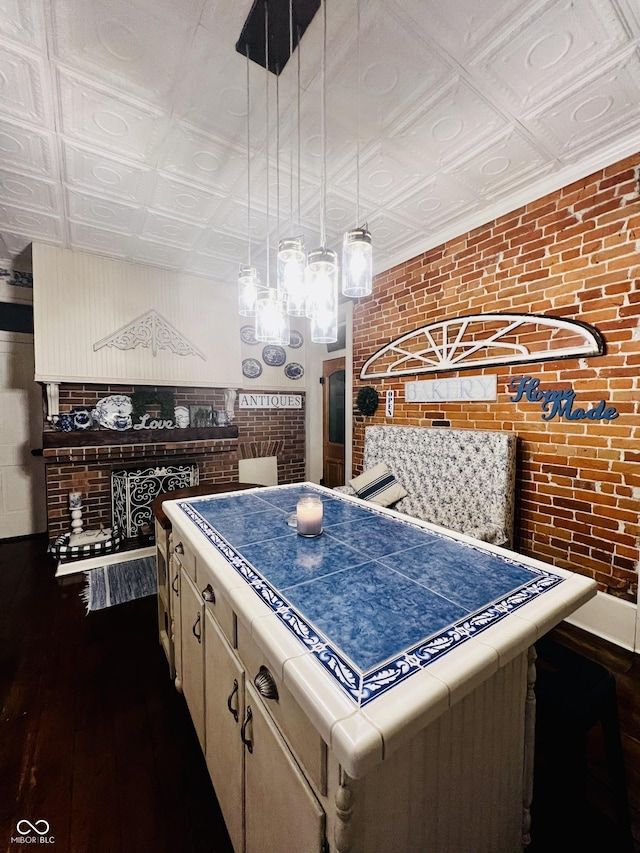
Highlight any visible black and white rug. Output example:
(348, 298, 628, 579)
(82, 556, 157, 611)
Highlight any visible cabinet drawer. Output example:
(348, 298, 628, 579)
(237, 622, 326, 794)
(201, 579, 235, 646)
(173, 538, 196, 582)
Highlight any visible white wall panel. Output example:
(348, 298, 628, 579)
(32, 242, 242, 387)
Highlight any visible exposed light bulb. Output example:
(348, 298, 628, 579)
(307, 247, 338, 343)
(277, 237, 307, 316)
(342, 225, 372, 298)
(255, 287, 290, 345)
(238, 264, 261, 316)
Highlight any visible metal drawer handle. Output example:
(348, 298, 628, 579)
(227, 678, 239, 722)
(241, 705, 253, 753)
(202, 583, 216, 603)
(254, 666, 279, 701)
(174, 541, 184, 555)
(171, 573, 179, 595)
(192, 613, 201, 643)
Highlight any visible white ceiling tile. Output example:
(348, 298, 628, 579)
(392, 77, 510, 167)
(196, 229, 250, 261)
(0, 40, 49, 125)
(184, 251, 238, 283)
(446, 128, 554, 198)
(138, 210, 203, 249)
(66, 188, 140, 233)
(68, 221, 132, 258)
(0, 203, 61, 239)
(388, 173, 480, 231)
(128, 237, 189, 270)
(159, 121, 247, 193)
(523, 49, 640, 157)
(56, 68, 167, 161)
(325, 7, 452, 139)
(332, 140, 432, 212)
(0, 229, 40, 257)
(470, 0, 631, 113)
(0, 0, 638, 277)
(49, 0, 197, 104)
(147, 173, 227, 224)
(0, 168, 58, 213)
(171, 24, 249, 144)
(0, 118, 54, 176)
(391, 0, 532, 62)
(0, 0, 46, 50)
(61, 140, 153, 203)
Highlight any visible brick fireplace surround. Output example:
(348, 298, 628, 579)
(43, 383, 305, 541)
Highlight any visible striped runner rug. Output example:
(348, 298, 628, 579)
(82, 556, 157, 611)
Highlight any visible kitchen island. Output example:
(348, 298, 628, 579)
(161, 483, 597, 853)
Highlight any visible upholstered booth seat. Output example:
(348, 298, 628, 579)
(337, 425, 517, 547)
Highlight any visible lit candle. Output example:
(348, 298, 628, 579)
(296, 495, 323, 537)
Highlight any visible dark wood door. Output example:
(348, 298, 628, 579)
(322, 357, 345, 487)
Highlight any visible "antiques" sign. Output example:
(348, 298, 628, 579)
(239, 393, 303, 409)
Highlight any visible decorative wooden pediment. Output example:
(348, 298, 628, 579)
(359, 313, 604, 379)
(93, 310, 206, 360)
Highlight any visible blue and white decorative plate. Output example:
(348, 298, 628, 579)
(288, 329, 304, 349)
(92, 395, 133, 430)
(242, 358, 263, 379)
(240, 325, 258, 345)
(284, 362, 304, 380)
(262, 345, 287, 367)
(70, 408, 94, 430)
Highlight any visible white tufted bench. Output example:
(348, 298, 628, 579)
(337, 425, 517, 547)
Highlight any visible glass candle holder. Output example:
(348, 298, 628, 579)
(296, 494, 323, 537)
(69, 491, 82, 510)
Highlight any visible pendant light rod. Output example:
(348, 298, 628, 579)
(320, 0, 327, 248)
(246, 46, 252, 267)
(264, 0, 270, 288)
(355, 0, 360, 226)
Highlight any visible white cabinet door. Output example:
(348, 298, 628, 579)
(244, 681, 325, 853)
(205, 611, 244, 853)
(180, 570, 205, 750)
(171, 552, 182, 691)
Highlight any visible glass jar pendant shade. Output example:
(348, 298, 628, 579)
(255, 287, 290, 345)
(277, 237, 307, 316)
(307, 247, 338, 343)
(238, 264, 261, 316)
(342, 225, 372, 297)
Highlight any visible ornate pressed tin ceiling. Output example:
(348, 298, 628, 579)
(0, 0, 639, 283)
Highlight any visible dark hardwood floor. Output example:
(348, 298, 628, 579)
(1, 534, 638, 852)
(0, 534, 233, 853)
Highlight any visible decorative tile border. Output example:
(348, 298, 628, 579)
(178, 487, 562, 707)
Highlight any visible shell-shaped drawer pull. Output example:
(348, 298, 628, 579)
(254, 665, 279, 701)
(174, 541, 184, 555)
(202, 584, 216, 603)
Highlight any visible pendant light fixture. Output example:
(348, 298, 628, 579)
(238, 46, 261, 316)
(255, 0, 290, 345)
(341, 0, 372, 299)
(277, 1, 306, 317)
(308, 0, 338, 344)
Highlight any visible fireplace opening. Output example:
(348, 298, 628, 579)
(111, 461, 199, 540)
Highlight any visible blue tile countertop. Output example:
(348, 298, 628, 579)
(169, 483, 597, 710)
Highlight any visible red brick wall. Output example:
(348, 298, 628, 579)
(45, 383, 305, 539)
(352, 153, 640, 600)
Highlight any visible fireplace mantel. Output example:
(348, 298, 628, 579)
(43, 425, 238, 449)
